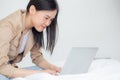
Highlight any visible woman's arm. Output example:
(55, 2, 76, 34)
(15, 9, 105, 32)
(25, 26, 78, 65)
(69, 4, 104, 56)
(0, 63, 57, 78)
(11, 67, 57, 78)
(37, 59, 61, 73)
(30, 46, 61, 74)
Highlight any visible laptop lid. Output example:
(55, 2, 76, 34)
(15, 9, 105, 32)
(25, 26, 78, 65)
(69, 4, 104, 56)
(60, 47, 98, 75)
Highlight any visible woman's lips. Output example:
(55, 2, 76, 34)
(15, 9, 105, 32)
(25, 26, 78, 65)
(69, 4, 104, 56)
(41, 26, 46, 29)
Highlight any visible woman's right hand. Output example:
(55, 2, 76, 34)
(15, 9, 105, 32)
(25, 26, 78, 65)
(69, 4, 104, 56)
(40, 69, 57, 75)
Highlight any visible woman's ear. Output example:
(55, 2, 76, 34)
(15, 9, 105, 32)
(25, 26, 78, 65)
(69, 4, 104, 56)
(29, 5, 36, 15)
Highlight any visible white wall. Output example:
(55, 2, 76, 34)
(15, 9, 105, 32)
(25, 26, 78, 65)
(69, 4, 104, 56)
(0, 0, 120, 67)
(52, 0, 120, 62)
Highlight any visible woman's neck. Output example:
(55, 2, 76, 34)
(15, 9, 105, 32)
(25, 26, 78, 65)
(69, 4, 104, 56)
(24, 14, 32, 35)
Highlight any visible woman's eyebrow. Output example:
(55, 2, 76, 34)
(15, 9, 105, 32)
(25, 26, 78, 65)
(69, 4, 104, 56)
(46, 15, 54, 20)
(46, 15, 50, 18)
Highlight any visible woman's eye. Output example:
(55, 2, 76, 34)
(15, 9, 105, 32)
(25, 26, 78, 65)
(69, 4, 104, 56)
(45, 17, 49, 20)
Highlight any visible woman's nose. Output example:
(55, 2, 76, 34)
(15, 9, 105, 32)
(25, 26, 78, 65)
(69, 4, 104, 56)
(45, 20, 51, 26)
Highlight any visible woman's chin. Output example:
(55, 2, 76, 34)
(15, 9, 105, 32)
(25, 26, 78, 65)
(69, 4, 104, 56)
(37, 29, 44, 32)
(34, 26, 46, 32)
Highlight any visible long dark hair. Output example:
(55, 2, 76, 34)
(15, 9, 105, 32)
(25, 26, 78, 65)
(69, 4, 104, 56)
(27, 0, 59, 54)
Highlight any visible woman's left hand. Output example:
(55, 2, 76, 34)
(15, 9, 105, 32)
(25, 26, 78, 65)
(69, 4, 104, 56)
(50, 65, 61, 73)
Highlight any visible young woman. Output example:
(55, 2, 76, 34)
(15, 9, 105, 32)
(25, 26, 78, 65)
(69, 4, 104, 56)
(0, 0, 61, 79)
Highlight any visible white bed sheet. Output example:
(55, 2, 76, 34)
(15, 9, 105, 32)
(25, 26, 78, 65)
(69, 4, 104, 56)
(12, 59, 120, 80)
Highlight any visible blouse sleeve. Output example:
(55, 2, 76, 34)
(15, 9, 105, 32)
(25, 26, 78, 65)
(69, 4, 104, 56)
(0, 24, 18, 78)
(30, 45, 47, 68)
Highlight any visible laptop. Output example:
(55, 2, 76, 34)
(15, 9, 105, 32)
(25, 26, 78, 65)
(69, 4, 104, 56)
(59, 47, 98, 75)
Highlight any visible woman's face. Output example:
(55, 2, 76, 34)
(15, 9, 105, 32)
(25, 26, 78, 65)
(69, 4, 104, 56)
(30, 6, 57, 32)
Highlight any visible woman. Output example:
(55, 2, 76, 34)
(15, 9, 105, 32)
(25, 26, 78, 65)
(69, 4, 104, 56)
(0, 0, 61, 79)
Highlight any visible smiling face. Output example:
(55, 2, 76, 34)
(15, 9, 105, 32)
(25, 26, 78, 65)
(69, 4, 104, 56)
(29, 5, 57, 32)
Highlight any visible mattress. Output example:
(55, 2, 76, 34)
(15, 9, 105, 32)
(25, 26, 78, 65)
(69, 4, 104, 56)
(12, 59, 120, 80)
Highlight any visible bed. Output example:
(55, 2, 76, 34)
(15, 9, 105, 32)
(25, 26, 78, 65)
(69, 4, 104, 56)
(12, 58, 120, 80)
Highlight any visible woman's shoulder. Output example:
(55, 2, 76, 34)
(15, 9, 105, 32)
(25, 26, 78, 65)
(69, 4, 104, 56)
(0, 9, 26, 24)
(0, 9, 26, 33)
(0, 9, 25, 20)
